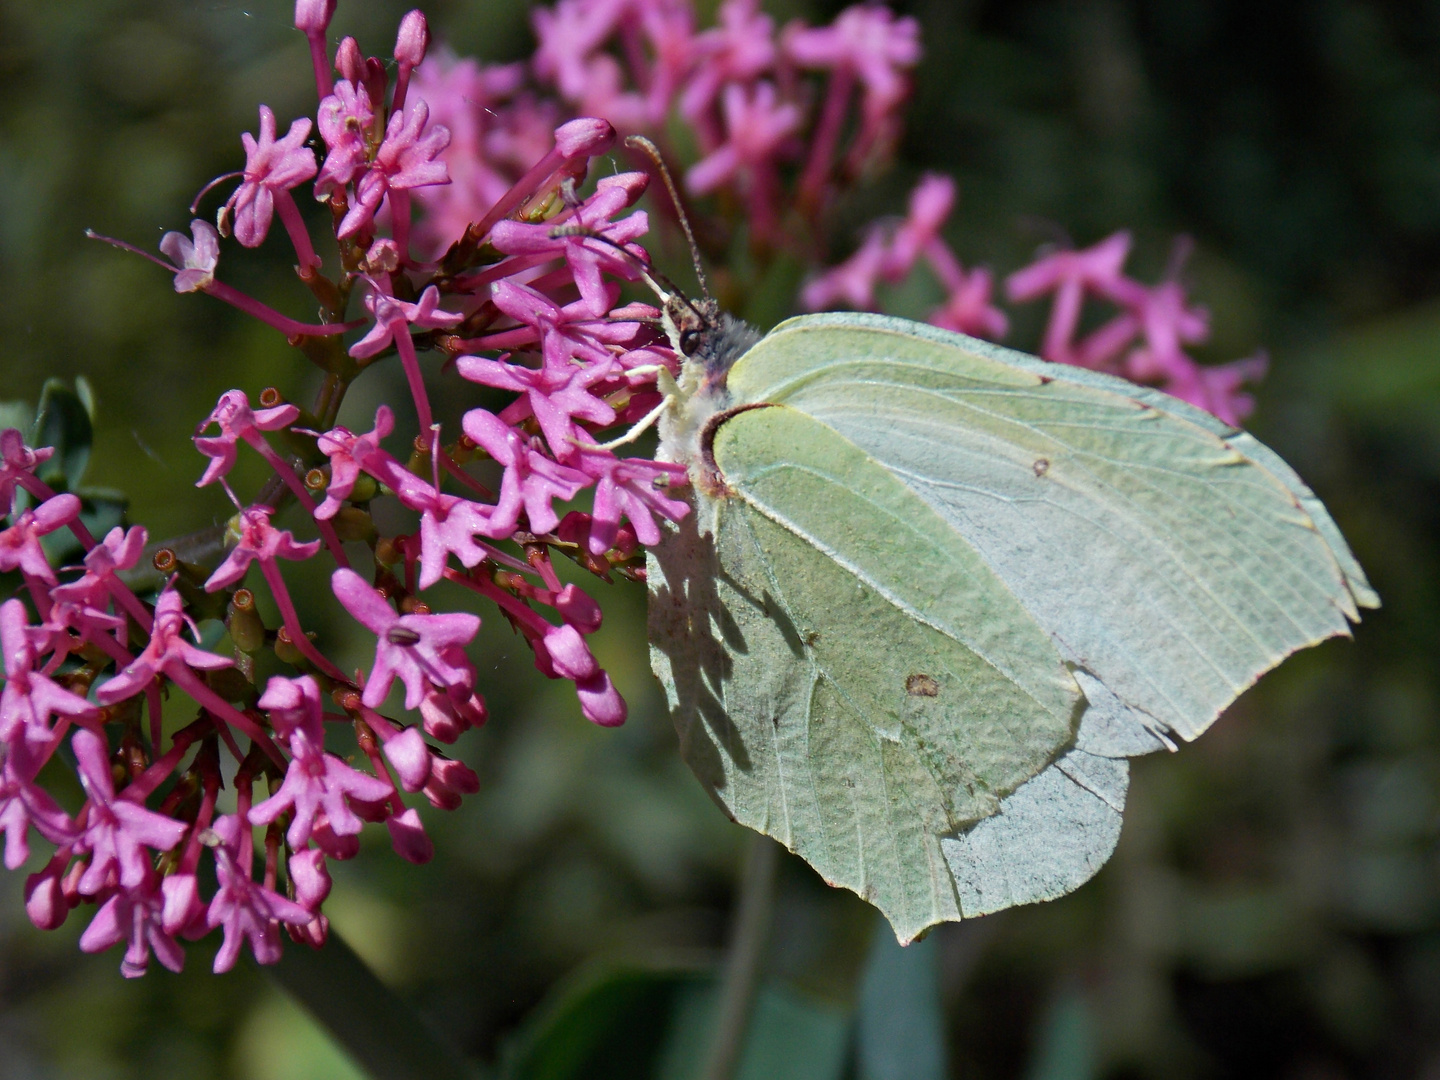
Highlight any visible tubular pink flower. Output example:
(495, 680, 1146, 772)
(687, 81, 798, 235)
(315, 80, 376, 199)
(385, 806, 433, 864)
(928, 266, 1008, 341)
(575, 670, 626, 727)
(679, 0, 777, 129)
(392, 9, 430, 111)
(250, 677, 392, 849)
(0, 598, 100, 746)
(887, 173, 955, 274)
(314, 405, 428, 518)
(205, 505, 321, 592)
(95, 589, 232, 705)
(349, 283, 463, 433)
(339, 99, 452, 239)
(575, 450, 689, 554)
(421, 754, 479, 811)
(488, 172, 649, 317)
(159, 220, 221, 293)
(1006, 231, 1133, 364)
(784, 5, 920, 124)
(71, 728, 189, 896)
(802, 229, 889, 311)
(0, 738, 76, 869)
(193, 389, 300, 488)
(0, 429, 53, 518)
(461, 408, 589, 536)
(331, 568, 480, 709)
(79, 870, 186, 978)
(419, 686, 486, 743)
(50, 525, 153, 633)
(289, 847, 332, 911)
(224, 106, 318, 249)
(396, 481, 496, 590)
(0, 494, 80, 585)
(206, 814, 314, 971)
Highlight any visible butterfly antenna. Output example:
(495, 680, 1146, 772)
(625, 135, 711, 303)
(548, 224, 712, 327)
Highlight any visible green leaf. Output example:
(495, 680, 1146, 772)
(31, 378, 94, 490)
(0, 399, 33, 436)
(856, 923, 946, 1080)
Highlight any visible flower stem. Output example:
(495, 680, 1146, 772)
(265, 927, 477, 1080)
(701, 832, 781, 1080)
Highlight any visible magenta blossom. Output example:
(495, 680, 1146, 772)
(224, 106, 318, 248)
(339, 99, 452, 239)
(193, 390, 300, 488)
(79, 870, 186, 978)
(159, 220, 222, 293)
(96, 589, 232, 705)
(315, 80, 376, 199)
(0, 598, 98, 746)
(206, 814, 314, 972)
(205, 505, 321, 592)
(331, 568, 480, 709)
(0, 738, 75, 869)
(250, 676, 393, 850)
(0, 494, 80, 584)
(0, 429, 53, 519)
(71, 728, 189, 896)
(461, 408, 589, 535)
(575, 449, 689, 554)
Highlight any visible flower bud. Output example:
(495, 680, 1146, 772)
(335, 37, 363, 84)
(554, 118, 616, 161)
(576, 670, 626, 727)
(387, 808, 433, 864)
(330, 506, 376, 543)
(394, 10, 429, 68)
(294, 0, 336, 34)
(25, 866, 68, 931)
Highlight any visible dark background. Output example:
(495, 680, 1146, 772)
(1, 1, 1438, 1077)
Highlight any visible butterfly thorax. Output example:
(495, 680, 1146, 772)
(656, 296, 761, 489)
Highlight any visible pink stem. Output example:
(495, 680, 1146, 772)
(394, 331, 434, 434)
(258, 558, 347, 683)
(798, 67, 854, 207)
(205, 280, 358, 337)
(166, 666, 286, 769)
(146, 683, 163, 753)
(306, 32, 333, 101)
(245, 434, 350, 568)
(274, 190, 321, 273)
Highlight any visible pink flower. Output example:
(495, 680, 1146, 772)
(680, 0, 777, 127)
(79, 871, 185, 978)
(402, 485, 496, 590)
(315, 80, 376, 198)
(96, 589, 232, 705)
(0, 429, 53, 519)
(801, 228, 890, 310)
(348, 284, 463, 360)
(250, 677, 393, 850)
(0, 598, 98, 746)
(577, 450, 689, 554)
(331, 568, 480, 709)
(1006, 232, 1133, 364)
(204, 505, 321, 592)
(339, 99, 452, 239)
(0, 738, 75, 869)
(193, 389, 300, 488)
(929, 266, 1008, 341)
(461, 408, 589, 536)
(784, 5, 921, 124)
(0, 494, 80, 584)
(687, 81, 800, 201)
(205, 814, 314, 971)
(224, 106, 318, 248)
(158, 220, 221, 293)
(314, 405, 428, 517)
(71, 728, 189, 896)
(488, 171, 650, 317)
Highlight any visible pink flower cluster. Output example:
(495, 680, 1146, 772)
(9, 2, 703, 979)
(803, 176, 1266, 425)
(408, 0, 921, 254)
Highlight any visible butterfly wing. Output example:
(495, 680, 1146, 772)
(649, 312, 1375, 941)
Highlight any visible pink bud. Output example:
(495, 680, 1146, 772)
(554, 583, 603, 634)
(419, 687, 487, 743)
(24, 866, 67, 931)
(386, 808, 433, 864)
(543, 624, 599, 682)
(382, 726, 431, 792)
(394, 10, 429, 68)
(423, 756, 479, 810)
(294, 0, 335, 33)
(577, 671, 627, 727)
(289, 912, 330, 948)
(161, 873, 208, 938)
(335, 37, 363, 84)
(554, 117, 616, 160)
(289, 848, 332, 910)
(312, 811, 364, 858)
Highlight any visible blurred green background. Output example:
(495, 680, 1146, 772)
(2, 0, 1439, 1077)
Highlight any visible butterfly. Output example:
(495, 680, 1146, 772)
(643, 302, 1376, 944)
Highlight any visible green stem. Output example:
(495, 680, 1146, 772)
(265, 929, 477, 1080)
(701, 833, 782, 1080)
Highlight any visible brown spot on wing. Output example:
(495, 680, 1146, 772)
(906, 673, 940, 697)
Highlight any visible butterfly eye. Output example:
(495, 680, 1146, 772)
(679, 328, 702, 356)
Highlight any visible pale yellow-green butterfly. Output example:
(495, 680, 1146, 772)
(590, 146, 1377, 944)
